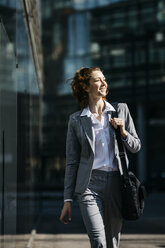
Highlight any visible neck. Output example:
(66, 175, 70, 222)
(88, 98, 105, 115)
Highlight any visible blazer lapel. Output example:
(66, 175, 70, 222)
(80, 116, 95, 154)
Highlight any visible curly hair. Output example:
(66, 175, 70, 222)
(69, 67, 108, 109)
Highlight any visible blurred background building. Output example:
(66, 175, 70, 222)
(0, 0, 165, 245)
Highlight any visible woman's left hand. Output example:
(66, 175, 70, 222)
(110, 118, 127, 139)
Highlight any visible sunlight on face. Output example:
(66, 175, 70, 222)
(86, 70, 107, 99)
(90, 70, 106, 83)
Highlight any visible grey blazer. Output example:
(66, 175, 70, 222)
(64, 103, 141, 200)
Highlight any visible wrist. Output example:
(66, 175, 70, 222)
(64, 201, 72, 205)
(121, 130, 127, 139)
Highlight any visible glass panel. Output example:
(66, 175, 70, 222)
(0, 0, 41, 244)
(148, 101, 165, 188)
(16, 0, 41, 234)
(0, 12, 17, 248)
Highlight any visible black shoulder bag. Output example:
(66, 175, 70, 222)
(112, 103, 146, 221)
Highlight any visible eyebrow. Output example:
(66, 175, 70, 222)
(93, 77, 106, 80)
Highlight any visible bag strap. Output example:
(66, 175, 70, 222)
(111, 102, 130, 184)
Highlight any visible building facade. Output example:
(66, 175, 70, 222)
(0, 0, 43, 241)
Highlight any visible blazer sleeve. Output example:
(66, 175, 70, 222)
(64, 116, 81, 200)
(122, 103, 141, 153)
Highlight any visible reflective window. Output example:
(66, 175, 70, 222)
(0, 0, 17, 243)
(0, 0, 41, 242)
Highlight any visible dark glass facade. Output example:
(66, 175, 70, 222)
(0, 17, 17, 240)
(0, 0, 42, 244)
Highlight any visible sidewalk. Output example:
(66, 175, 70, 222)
(1, 233, 165, 248)
(32, 233, 165, 248)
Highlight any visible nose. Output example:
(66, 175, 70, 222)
(101, 79, 107, 86)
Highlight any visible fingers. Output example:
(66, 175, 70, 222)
(110, 118, 117, 129)
(59, 208, 68, 224)
(68, 205, 72, 221)
(110, 118, 124, 129)
(59, 203, 72, 224)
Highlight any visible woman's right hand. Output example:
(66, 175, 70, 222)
(59, 201, 72, 224)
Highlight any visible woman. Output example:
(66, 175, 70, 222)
(59, 67, 141, 248)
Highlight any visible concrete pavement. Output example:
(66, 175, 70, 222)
(32, 234, 165, 248)
(0, 234, 30, 248)
(1, 233, 165, 248)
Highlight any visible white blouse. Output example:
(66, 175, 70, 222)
(80, 101, 119, 172)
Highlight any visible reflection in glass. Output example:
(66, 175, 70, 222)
(0, 9, 17, 248)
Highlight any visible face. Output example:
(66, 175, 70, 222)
(85, 70, 108, 100)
